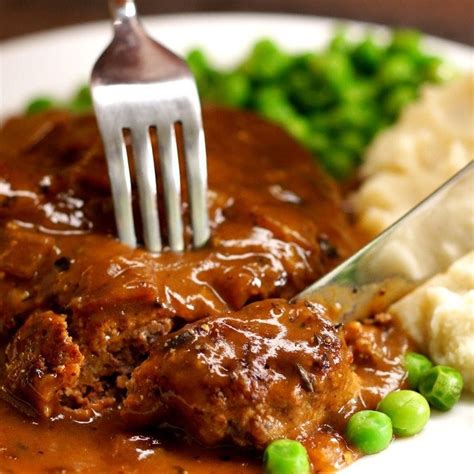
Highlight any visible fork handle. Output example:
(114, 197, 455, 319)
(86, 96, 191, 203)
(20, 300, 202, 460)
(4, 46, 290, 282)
(109, 0, 137, 23)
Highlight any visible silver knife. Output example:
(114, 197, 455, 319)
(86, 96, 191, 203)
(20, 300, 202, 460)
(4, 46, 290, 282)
(292, 161, 474, 322)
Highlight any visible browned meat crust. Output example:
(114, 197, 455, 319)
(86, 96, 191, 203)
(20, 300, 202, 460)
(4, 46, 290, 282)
(0, 106, 360, 423)
(123, 299, 359, 449)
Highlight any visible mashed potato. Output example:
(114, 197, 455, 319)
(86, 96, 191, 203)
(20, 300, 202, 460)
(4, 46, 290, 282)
(353, 73, 474, 236)
(352, 74, 474, 392)
(390, 252, 474, 393)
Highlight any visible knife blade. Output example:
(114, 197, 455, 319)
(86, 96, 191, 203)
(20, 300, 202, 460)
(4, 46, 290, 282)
(292, 161, 474, 322)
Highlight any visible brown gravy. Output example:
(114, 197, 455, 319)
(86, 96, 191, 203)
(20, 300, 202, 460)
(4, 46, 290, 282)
(0, 396, 260, 474)
(0, 107, 411, 473)
(0, 316, 411, 473)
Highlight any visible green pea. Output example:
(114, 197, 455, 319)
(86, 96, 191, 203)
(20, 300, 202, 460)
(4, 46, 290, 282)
(265, 112, 310, 143)
(404, 352, 433, 389)
(242, 39, 290, 81)
(346, 410, 393, 455)
(326, 105, 377, 132)
(286, 70, 333, 111)
(309, 114, 330, 133)
(286, 69, 313, 93)
(263, 439, 311, 474)
(253, 86, 294, 120)
(366, 116, 392, 139)
(378, 54, 418, 87)
(26, 96, 56, 115)
(286, 118, 311, 142)
(293, 86, 335, 112)
(328, 28, 351, 53)
(69, 85, 93, 113)
(377, 390, 430, 437)
(212, 72, 251, 107)
(186, 48, 212, 79)
(390, 29, 422, 56)
(288, 52, 317, 71)
(304, 131, 330, 155)
(253, 87, 310, 142)
(310, 52, 354, 91)
(320, 147, 356, 180)
(383, 86, 417, 119)
(419, 366, 464, 411)
(340, 80, 377, 104)
(351, 37, 385, 74)
(338, 130, 366, 157)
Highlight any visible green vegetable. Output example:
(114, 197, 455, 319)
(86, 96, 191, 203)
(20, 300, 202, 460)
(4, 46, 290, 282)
(419, 366, 464, 411)
(351, 37, 384, 73)
(305, 131, 330, 156)
(383, 85, 417, 119)
(254, 87, 310, 141)
(377, 54, 418, 88)
(210, 72, 250, 107)
(69, 86, 93, 113)
(389, 29, 422, 56)
(345, 410, 393, 455)
(328, 28, 352, 54)
(326, 104, 378, 133)
(404, 352, 433, 389)
(186, 48, 220, 99)
(377, 390, 430, 437)
(310, 52, 354, 92)
(186, 48, 212, 80)
(338, 130, 366, 157)
(340, 80, 377, 105)
(309, 113, 330, 132)
(26, 96, 56, 115)
(263, 439, 311, 474)
(320, 147, 355, 179)
(242, 39, 290, 81)
(286, 70, 334, 111)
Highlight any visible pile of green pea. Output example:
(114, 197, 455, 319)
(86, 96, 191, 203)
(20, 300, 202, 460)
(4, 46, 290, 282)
(187, 29, 454, 179)
(263, 352, 463, 474)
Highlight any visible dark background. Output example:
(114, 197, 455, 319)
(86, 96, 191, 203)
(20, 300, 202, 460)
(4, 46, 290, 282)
(1, 0, 474, 44)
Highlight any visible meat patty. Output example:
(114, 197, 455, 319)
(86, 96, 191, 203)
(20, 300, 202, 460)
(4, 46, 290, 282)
(123, 300, 359, 448)
(0, 106, 361, 419)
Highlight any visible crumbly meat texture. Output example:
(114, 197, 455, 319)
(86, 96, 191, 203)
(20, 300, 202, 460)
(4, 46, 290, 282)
(0, 107, 360, 419)
(123, 300, 359, 449)
(4, 311, 83, 417)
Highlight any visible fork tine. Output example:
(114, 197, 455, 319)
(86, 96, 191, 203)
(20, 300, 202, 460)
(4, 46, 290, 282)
(181, 114, 210, 248)
(92, 1, 210, 253)
(131, 127, 162, 253)
(157, 123, 184, 251)
(101, 129, 137, 248)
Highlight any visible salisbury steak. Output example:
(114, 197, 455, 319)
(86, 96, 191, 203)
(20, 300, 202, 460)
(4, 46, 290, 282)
(0, 106, 360, 420)
(123, 299, 359, 448)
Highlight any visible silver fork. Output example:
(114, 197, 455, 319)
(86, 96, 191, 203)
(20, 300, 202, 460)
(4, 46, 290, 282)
(90, 0, 209, 252)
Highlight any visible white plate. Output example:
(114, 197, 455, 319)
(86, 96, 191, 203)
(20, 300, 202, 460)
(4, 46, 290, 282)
(0, 12, 473, 474)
